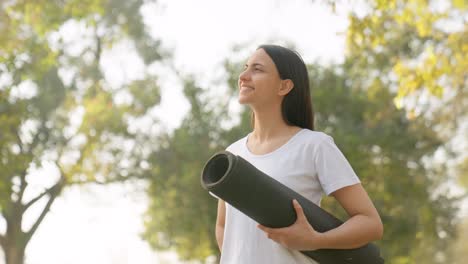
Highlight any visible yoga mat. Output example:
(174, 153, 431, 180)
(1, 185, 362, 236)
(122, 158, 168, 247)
(201, 151, 384, 264)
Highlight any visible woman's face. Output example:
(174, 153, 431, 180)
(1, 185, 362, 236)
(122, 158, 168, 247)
(238, 48, 284, 106)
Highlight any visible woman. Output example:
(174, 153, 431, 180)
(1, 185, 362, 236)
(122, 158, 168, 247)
(215, 44, 383, 264)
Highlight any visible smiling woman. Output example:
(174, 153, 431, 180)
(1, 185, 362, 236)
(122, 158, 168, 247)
(239, 45, 314, 132)
(214, 45, 383, 264)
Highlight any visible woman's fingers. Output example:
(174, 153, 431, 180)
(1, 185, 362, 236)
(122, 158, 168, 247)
(293, 199, 306, 222)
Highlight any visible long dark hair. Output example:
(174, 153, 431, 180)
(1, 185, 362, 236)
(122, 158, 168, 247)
(250, 44, 314, 130)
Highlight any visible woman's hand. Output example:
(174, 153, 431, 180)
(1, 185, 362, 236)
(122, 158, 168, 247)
(257, 199, 323, 251)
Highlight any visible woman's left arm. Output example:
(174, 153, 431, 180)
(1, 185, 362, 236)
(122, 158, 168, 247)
(257, 183, 383, 250)
(319, 183, 383, 249)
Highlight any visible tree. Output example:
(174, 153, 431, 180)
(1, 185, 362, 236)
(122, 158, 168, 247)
(311, 64, 457, 263)
(346, 1, 467, 260)
(0, 1, 164, 263)
(345, 0, 468, 185)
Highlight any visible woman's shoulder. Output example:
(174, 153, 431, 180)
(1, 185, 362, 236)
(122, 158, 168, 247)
(299, 128, 333, 144)
(225, 134, 249, 153)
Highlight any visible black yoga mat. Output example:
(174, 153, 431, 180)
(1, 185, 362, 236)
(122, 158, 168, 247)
(201, 151, 384, 264)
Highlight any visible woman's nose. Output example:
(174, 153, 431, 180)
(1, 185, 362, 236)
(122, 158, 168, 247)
(239, 69, 250, 81)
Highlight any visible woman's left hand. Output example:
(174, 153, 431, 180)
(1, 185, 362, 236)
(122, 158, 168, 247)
(257, 199, 323, 251)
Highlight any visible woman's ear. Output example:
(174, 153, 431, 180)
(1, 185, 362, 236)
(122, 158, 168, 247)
(278, 79, 294, 96)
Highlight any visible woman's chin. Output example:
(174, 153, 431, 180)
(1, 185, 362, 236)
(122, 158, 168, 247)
(238, 96, 251, 105)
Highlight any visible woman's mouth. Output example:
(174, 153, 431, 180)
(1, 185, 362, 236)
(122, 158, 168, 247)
(240, 86, 254, 93)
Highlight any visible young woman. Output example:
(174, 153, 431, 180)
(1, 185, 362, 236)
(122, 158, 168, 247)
(215, 44, 383, 263)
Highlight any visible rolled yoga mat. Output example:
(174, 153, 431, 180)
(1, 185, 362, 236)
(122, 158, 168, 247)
(201, 151, 384, 264)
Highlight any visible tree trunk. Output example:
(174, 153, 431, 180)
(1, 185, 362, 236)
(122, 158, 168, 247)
(3, 243, 25, 264)
(3, 212, 26, 264)
(1, 178, 62, 264)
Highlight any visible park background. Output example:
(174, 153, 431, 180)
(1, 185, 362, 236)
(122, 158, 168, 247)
(0, 0, 467, 263)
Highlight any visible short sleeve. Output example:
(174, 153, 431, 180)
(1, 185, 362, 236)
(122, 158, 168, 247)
(314, 135, 360, 196)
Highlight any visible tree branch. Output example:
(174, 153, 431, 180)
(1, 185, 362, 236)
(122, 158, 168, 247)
(27, 122, 48, 154)
(24, 178, 64, 245)
(16, 122, 51, 203)
(23, 179, 63, 211)
(95, 30, 102, 62)
(15, 129, 24, 153)
(68, 172, 148, 186)
(23, 129, 73, 210)
(18, 167, 28, 206)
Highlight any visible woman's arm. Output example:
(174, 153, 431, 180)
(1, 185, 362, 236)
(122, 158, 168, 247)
(215, 199, 226, 251)
(319, 183, 383, 249)
(257, 183, 383, 250)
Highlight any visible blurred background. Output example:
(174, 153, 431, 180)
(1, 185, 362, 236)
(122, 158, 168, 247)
(0, 0, 467, 263)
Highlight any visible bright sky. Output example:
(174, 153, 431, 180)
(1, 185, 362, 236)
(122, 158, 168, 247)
(3, 0, 352, 263)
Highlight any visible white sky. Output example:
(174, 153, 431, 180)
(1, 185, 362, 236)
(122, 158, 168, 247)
(6, 1, 350, 263)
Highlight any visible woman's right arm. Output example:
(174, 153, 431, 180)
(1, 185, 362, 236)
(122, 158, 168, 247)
(215, 199, 226, 251)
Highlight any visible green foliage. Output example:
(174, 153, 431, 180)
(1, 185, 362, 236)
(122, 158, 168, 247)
(312, 64, 457, 263)
(458, 157, 468, 188)
(0, 0, 164, 263)
(450, 216, 468, 263)
(345, 0, 467, 179)
(346, 2, 467, 260)
(346, 0, 467, 121)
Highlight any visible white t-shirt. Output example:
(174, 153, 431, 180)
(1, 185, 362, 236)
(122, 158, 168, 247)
(218, 128, 361, 264)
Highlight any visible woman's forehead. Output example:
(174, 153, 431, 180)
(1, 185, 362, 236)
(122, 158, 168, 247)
(246, 49, 273, 66)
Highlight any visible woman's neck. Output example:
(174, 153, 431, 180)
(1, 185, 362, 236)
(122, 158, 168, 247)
(251, 106, 296, 143)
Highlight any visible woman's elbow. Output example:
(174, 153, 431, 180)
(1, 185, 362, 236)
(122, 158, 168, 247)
(373, 217, 384, 241)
